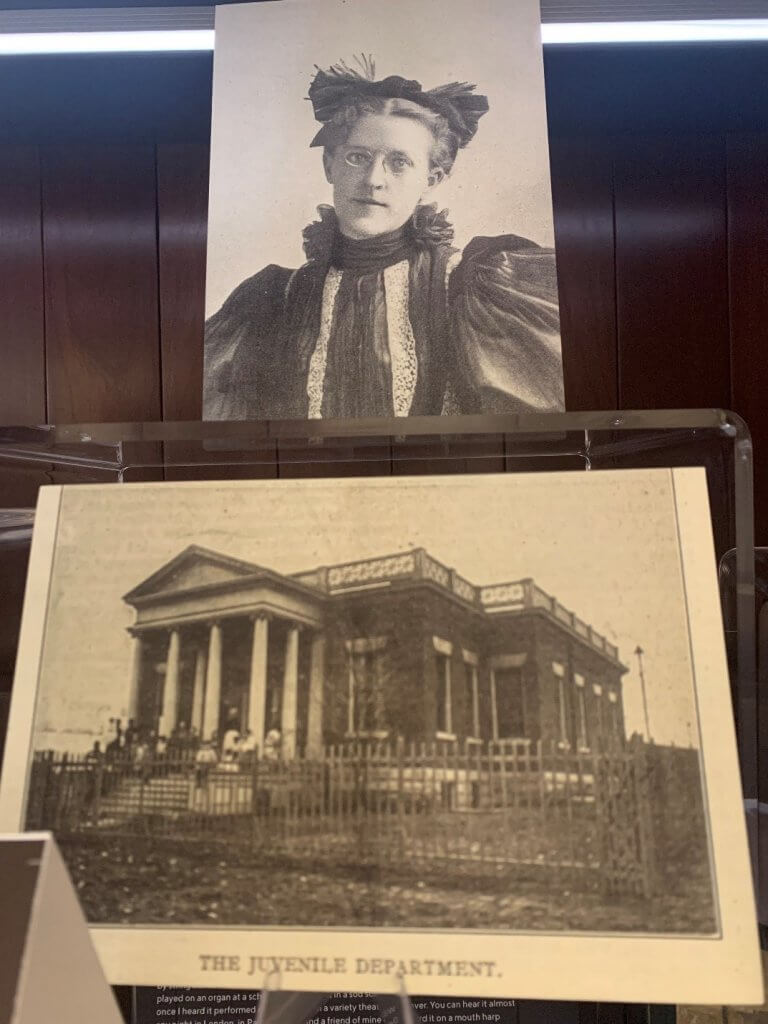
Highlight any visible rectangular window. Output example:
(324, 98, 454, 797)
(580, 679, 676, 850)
(495, 667, 525, 737)
(575, 673, 589, 750)
(608, 690, 621, 739)
(352, 650, 377, 731)
(556, 675, 569, 746)
(435, 652, 452, 734)
(347, 638, 387, 736)
(552, 662, 569, 747)
(592, 683, 605, 741)
(465, 662, 480, 737)
(577, 688, 588, 748)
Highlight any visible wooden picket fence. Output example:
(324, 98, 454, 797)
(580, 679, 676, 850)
(26, 737, 656, 897)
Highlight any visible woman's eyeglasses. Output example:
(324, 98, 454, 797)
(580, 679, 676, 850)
(342, 148, 415, 176)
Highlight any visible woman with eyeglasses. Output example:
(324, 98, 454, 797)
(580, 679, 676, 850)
(204, 59, 564, 420)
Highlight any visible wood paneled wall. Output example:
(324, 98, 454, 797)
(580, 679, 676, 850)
(1, 46, 767, 539)
(1, 46, 767, 536)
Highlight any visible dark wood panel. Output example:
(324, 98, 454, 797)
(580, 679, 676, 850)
(596, 1005, 626, 1024)
(41, 145, 162, 422)
(0, 55, 212, 146)
(0, 45, 765, 147)
(726, 132, 768, 544)
(0, 547, 30, 678)
(157, 142, 209, 421)
(614, 135, 730, 409)
(549, 135, 617, 410)
(647, 1008, 676, 1024)
(544, 44, 768, 139)
(579, 1004, 599, 1024)
(0, 146, 45, 425)
(623, 1007, 649, 1024)
(518, 1001, 579, 1024)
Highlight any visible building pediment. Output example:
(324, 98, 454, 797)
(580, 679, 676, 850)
(123, 545, 264, 604)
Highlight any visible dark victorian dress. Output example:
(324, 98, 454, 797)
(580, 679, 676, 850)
(203, 205, 564, 420)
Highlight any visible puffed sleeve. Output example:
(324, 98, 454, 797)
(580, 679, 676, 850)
(203, 264, 293, 421)
(448, 234, 564, 414)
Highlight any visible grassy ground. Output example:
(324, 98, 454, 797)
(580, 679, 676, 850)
(60, 833, 716, 934)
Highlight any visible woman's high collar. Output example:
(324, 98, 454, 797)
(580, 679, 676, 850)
(332, 224, 410, 273)
(302, 204, 455, 269)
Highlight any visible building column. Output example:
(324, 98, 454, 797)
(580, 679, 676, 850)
(281, 625, 300, 759)
(490, 670, 499, 741)
(202, 621, 222, 742)
(471, 666, 480, 738)
(191, 643, 206, 735)
(248, 614, 269, 751)
(306, 631, 325, 757)
(159, 628, 181, 737)
(127, 633, 144, 722)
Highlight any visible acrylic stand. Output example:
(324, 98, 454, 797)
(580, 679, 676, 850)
(0, 409, 758, 1020)
(0, 832, 124, 1023)
(129, 972, 422, 1024)
(251, 970, 420, 1024)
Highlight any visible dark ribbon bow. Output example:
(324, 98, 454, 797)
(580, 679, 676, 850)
(308, 66, 489, 149)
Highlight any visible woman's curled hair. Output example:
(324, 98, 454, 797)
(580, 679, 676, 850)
(323, 95, 461, 175)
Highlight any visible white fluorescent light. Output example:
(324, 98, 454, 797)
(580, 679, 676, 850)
(542, 19, 768, 44)
(0, 29, 215, 55)
(1, 14, 767, 54)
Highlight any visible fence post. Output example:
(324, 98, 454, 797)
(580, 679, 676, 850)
(360, 740, 368, 835)
(396, 736, 405, 859)
(551, 744, 562, 891)
(138, 763, 146, 831)
(536, 739, 546, 842)
(563, 747, 575, 874)
(327, 745, 336, 832)
(43, 751, 55, 829)
(439, 739, 450, 860)
(632, 736, 657, 898)
(498, 741, 509, 833)
(91, 758, 103, 826)
(592, 746, 611, 898)
(57, 752, 69, 831)
(250, 753, 260, 853)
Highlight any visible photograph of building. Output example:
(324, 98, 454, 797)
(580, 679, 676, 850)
(123, 545, 627, 759)
(1, 472, 723, 949)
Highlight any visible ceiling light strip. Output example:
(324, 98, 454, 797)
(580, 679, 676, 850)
(1, 7, 768, 54)
(542, 18, 768, 41)
(0, 30, 215, 55)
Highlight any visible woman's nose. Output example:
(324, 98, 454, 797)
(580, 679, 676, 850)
(363, 155, 387, 188)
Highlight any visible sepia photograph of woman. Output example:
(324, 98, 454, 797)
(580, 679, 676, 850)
(204, 56, 564, 421)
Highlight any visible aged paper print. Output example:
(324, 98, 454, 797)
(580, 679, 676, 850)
(203, 0, 564, 421)
(0, 470, 760, 1003)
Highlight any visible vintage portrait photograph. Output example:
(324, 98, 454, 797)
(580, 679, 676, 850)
(0, 471, 759, 1000)
(203, 0, 564, 421)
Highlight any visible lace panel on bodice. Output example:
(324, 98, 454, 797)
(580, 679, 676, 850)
(306, 268, 343, 418)
(383, 261, 417, 416)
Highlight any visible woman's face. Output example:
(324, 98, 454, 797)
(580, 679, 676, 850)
(324, 113, 443, 240)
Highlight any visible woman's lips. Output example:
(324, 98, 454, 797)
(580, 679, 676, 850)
(354, 198, 388, 207)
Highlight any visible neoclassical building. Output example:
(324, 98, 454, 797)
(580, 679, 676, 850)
(123, 546, 628, 756)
